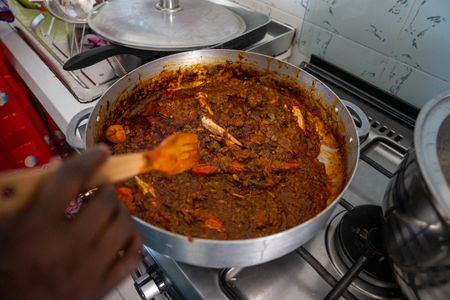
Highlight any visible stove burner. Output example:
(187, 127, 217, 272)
(326, 205, 404, 299)
(337, 205, 394, 282)
(340, 100, 370, 143)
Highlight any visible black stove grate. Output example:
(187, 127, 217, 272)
(336, 205, 392, 281)
(301, 55, 418, 129)
(323, 204, 403, 300)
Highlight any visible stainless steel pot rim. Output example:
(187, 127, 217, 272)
(92, 49, 360, 239)
(84, 49, 360, 266)
(414, 91, 450, 222)
(106, 49, 360, 243)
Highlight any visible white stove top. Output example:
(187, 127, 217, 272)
(1, 1, 417, 298)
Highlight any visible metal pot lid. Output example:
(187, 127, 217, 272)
(88, 0, 246, 51)
(415, 91, 450, 220)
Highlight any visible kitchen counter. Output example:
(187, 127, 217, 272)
(0, 21, 96, 134)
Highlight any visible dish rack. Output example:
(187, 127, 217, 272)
(6, 0, 295, 103)
(7, 0, 130, 102)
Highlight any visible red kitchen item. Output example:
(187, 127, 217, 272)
(1, 44, 74, 158)
(0, 49, 61, 170)
(0, 60, 49, 139)
(0, 76, 52, 170)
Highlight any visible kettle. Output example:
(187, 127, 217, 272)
(382, 92, 450, 299)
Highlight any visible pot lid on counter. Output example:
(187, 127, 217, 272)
(88, 0, 246, 51)
(415, 92, 450, 221)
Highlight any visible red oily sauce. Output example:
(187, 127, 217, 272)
(102, 63, 346, 240)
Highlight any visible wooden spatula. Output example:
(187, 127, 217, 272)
(0, 132, 199, 216)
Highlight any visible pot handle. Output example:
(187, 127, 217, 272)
(63, 45, 161, 71)
(342, 100, 370, 143)
(65, 107, 94, 151)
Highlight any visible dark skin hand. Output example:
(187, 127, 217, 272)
(0, 146, 143, 300)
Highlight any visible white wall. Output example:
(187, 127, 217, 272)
(232, 0, 450, 108)
(228, 0, 310, 62)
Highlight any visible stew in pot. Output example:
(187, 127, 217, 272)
(101, 63, 346, 240)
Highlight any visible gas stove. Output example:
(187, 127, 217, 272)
(1, 1, 422, 298)
(131, 56, 419, 300)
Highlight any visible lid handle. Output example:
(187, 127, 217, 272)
(156, 0, 182, 12)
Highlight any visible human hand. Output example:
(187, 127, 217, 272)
(0, 146, 143, 300)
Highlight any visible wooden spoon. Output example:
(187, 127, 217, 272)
(0, 132, 199, 216)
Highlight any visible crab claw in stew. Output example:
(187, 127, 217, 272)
(292, 106, 305, 130)
(201, 116, 243, 147)
(196, 92, 214, 116)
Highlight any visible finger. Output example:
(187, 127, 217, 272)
(102, 232, 143, 293)
(35, 145, 110, 215)
(70, 202, 134, 286)
(93, 203, 137, 265)
(72, 185, 120, 244)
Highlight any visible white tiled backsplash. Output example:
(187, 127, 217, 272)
(231, 0, 450, 108)
(229, 0, 308, 27)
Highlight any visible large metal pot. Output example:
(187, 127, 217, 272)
(382, 92, 450, 299)
(68, 49, 360, 268)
